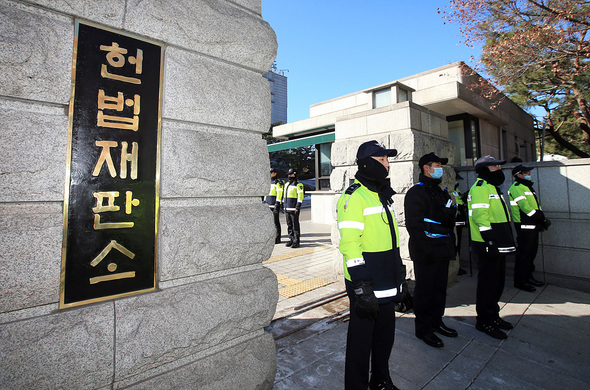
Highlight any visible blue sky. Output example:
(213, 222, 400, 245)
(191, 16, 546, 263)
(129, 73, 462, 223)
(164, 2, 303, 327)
(261, 1, 483, 123)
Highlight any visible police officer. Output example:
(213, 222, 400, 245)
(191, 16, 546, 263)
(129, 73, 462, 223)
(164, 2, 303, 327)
(337, 140, 403, 390)
(405, 152, 457, 348)
(266, 168, 284, 244)
(283, 168, 304, 248)
(468, 155, 516, 340)
(453, 169, 468, 275)
(508, 164, 551, 291)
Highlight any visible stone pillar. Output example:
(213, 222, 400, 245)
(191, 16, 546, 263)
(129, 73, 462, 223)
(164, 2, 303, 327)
(330, 103, 457, 283)
(0, 1, 278, 388)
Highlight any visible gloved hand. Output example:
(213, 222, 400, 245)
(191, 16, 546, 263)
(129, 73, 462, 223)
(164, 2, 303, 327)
(539, 218, 551, 231)
(273, 202, 281, 215)
(481, 230, 499, 257)
(295, 204, 301, 212)
(352, 280, 379, 321)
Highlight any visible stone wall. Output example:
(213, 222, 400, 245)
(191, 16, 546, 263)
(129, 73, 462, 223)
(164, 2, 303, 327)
(0, 1, 279, 388)
(456, 158, 590, 292)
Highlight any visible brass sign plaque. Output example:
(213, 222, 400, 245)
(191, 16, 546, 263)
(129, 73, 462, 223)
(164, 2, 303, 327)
(60, 21, 164, 308)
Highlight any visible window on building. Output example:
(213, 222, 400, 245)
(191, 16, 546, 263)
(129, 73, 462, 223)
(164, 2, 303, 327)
(448, 120, 466, 166)
(447, 114, 481, 166)
(319, 143, 332, 177)
(315, 143, 333, 190)
(501, 128, 508, 160)
(373, 88, 392, 108)
(398, 88, 408, 102)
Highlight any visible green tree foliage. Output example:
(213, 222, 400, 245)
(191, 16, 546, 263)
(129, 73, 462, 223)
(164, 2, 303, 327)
(442, 0, 590, 158)
(263, 122, 315, 180)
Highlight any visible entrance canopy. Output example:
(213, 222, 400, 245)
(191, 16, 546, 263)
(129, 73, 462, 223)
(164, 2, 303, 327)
(267, 132, 335, 152)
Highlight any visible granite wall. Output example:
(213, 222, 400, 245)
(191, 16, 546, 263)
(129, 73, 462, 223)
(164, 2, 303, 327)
(456, 159, 590, 292)
(0, 0, 279, 388)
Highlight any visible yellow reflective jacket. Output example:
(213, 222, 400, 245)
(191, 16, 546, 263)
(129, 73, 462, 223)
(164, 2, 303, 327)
(336, 180, 403, 302)
(467, 178, 515, 253)
(283, 180, 304, 212)
(508, 179, 543, 229)
(265, 179, 283, 210)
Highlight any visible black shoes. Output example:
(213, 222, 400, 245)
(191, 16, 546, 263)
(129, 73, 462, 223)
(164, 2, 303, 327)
(434, 323, 458, 338)
(528, 276, 544, 287)
(416, 332, 444, 348)
(275, 237, 281, 244)
(494, 318, 513, 330)
(515, 283, 536, 292)
(476, 322, 508, 339)
(369, 377, 400, 390)
(285, 240, 300, 248)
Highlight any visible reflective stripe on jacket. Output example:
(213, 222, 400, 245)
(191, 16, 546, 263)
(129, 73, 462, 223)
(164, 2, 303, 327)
(337, 180, 403, 301)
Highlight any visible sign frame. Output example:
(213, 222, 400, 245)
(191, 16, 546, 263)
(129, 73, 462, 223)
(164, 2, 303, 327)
(60, 20, 164, 309)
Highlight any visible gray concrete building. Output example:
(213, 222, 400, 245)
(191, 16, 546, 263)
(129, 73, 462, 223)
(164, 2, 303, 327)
(263, 63, 288, 125)
(273, 62, 536, 222)
(272, 62, 590, 291)
(0, 0, 279, 388)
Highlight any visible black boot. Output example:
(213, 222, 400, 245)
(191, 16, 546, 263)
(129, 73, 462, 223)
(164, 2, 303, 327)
(285, 240, 293, 247)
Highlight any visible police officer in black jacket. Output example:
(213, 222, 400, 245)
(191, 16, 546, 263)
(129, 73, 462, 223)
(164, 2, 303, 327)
(404, 152, 458, 348)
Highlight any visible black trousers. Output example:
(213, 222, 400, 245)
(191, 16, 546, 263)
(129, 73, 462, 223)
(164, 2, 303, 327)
(345, 280, 396, 390)
(514, 225, 539, 285)
(272, 209, 281, 241)
(455, 225, 464, 255)
(473, 242, 506, 325)
(413, 260, 450, 336)
(285, 211, 300, 243)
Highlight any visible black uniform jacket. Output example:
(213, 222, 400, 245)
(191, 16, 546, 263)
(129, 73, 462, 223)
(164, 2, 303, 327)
(404, 174, 457, 263)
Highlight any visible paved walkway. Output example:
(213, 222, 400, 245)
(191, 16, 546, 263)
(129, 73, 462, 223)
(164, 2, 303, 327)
(263, 213, 590, 390)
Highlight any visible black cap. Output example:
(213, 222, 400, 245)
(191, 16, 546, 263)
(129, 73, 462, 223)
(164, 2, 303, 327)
(454, 168, 464, 180)
(287, 168, 296, 176)
(270, 167, 278, 173)
(418, 152, 448, 168)
(475, 155, 506, 171)
(356, 140, 397, 160)
(512, 164, 534, 176)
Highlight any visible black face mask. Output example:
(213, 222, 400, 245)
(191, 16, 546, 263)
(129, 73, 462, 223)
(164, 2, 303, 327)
(358, 157, 388, 181)
(288, 176, 296, 183)
(486, 169, 505, 186)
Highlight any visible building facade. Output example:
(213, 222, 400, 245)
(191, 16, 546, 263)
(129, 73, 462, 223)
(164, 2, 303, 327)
(272, 62, 536, 280)
(273, 63, 535, 195)
(273, 62, 590, 292)
(263, 63, 288, 125)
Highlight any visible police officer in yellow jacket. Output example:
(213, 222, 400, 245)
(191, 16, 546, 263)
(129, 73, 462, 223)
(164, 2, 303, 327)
(508, 164, 551, 291)
(337, 140, 403, 390)
(468, 155, 516, 340)
(283, 168, 304, 248)
(266, 168, 284, 244)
